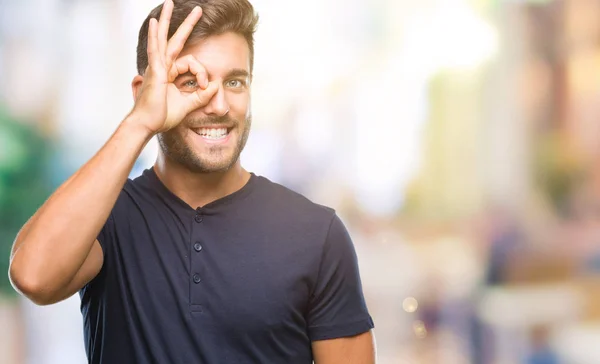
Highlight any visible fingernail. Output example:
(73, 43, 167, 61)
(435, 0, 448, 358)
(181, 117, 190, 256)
(194, 6, 201, 13)
(203, 79, 209, 89)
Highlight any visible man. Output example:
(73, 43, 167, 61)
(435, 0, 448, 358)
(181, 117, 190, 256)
(8, 0, 376, 363)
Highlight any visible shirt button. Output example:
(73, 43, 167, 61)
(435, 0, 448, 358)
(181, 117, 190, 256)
(193, 274, 202, 283)
(194, 242, 203, 252)
(194, 215, 203, 223)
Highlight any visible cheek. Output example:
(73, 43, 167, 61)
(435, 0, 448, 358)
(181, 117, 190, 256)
(228, 93, 250, 115)
(182, 129, 197, 143)
(168, 126, 191, 144)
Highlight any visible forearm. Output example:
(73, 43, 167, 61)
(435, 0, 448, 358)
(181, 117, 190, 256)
(9, 114, 153, 295)
(312, 330, 377, 364)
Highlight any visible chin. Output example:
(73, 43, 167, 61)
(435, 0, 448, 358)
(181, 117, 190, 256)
(187, 154, 239, 173)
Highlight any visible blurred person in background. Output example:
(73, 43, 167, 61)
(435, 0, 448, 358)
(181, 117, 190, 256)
(7, 0, 375, 363)
(526, 326, 559, 364)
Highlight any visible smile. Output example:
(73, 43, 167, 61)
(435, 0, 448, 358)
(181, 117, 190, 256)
(191, 126, 233, 143)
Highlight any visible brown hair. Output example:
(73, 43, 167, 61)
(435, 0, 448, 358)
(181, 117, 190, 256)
(136, 0, 259, 75)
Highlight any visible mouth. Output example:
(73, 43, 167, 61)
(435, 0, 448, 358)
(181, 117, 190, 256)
(191, 126, 234, 144)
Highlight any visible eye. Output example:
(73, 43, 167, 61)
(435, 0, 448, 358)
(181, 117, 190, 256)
(225, 79, 246, 89)
(181, 79, 198, 89)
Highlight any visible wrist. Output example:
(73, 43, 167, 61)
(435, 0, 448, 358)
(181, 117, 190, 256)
(121, 112, 157, 142)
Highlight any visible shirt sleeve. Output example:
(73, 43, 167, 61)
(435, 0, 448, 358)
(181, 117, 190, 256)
(96, 211, 115, 255)
(80, 212, 115, 295)
(306, 213, 374, 341)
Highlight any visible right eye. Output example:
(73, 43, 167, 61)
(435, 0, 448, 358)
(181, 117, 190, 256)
(181, 79, 198, 89)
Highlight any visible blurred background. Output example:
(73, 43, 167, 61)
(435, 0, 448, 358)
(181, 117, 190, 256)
(2, 0, 600, 363)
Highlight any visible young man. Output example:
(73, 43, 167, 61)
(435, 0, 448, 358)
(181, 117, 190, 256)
(8, 0, 376, 362)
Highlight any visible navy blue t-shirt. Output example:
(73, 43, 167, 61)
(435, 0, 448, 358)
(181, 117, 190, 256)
(79, 168, 373, 363)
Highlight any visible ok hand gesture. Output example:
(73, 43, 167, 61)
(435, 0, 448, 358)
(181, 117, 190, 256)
(131, 0, 218, 134)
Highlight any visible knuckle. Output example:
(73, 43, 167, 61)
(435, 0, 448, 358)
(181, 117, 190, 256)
(165, 49, 176, 60)
(195, 91, 208, 103)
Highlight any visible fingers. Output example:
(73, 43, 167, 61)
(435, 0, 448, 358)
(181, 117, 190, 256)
(157, 0, 173, 56)
(146, 18, 161, 71)
(170, 55, 209, 89)
(187, 80, 219, 110)
(166, 6, 202, 61)
(170, 55, 218, 110)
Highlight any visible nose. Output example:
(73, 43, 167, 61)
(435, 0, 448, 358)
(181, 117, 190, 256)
(202, 82, 230, 117)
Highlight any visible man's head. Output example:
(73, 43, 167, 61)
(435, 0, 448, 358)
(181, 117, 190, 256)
(135, 0, 259, 173)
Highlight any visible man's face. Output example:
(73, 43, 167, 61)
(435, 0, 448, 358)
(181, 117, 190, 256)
(158, 31, 252, 173)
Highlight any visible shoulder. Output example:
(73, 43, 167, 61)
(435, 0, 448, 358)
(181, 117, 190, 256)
(123, 169, 154, 195)
(109, 169, 157, 215)
(254, 175, 335, 216)
(251, 175, 337, 231)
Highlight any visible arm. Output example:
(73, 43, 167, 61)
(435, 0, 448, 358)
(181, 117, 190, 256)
(8, 0, 217, 305)
(307, 214, 375, 361)
(8, 119, 152, 305)
(312, 330, 377, 364)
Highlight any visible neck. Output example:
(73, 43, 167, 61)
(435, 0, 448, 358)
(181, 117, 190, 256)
(153, 156, 251, 209)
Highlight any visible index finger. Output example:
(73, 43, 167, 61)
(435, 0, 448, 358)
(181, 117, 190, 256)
(157, 0, 174, 56)
(165, 6, 202, 61)
(169, 55, 208, 89)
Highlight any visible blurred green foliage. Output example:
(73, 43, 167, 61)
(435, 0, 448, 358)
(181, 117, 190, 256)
(533, 131, 585, 216)
(0, 107, 54, 297)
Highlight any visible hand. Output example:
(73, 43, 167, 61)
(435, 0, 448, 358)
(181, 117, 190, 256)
(131, 0, 218, 134)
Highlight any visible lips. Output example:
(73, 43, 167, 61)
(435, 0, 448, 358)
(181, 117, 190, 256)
(190, 125, 234, 143)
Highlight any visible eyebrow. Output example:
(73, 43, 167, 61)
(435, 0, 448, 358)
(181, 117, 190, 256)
(225, 68, 251, 79)
(174, 68, 251, 83)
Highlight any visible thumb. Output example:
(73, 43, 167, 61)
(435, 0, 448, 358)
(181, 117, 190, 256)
(184, 81, 219, 111)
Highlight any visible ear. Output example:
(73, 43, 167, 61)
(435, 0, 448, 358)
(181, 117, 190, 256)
(131, 75, 144, 102)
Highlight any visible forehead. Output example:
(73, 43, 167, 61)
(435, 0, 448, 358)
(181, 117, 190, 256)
(179, 32, 250, 77)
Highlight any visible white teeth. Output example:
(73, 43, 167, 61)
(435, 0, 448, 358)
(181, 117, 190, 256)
(197, 127, 228, 139)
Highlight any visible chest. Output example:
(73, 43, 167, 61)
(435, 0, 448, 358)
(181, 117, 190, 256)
(106, 206, 317, 330)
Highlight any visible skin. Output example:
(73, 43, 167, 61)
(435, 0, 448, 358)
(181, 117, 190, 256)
(313, 331, 377, 364)
(8, 1, 376, 362)
(131, 30, 253, 208)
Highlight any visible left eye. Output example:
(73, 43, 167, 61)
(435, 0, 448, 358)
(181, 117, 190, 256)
(226, 80, 244, 88)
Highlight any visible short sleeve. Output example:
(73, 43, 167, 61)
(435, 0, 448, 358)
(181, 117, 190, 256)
(80, 212, 115, 294)
(307, 214, 374, 341)
(92, 211, 116, 284)
(96, 182, 132, 257)
(96, 212, 115, 257)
